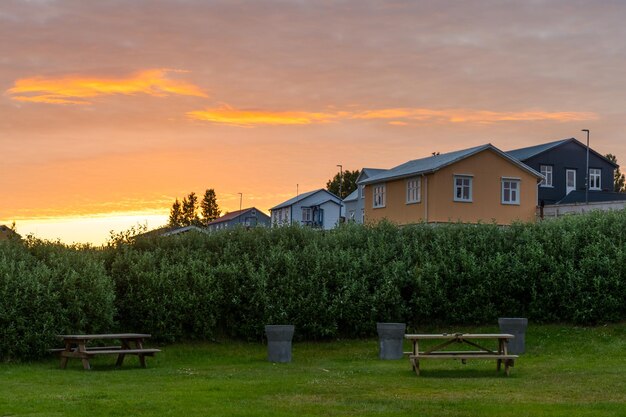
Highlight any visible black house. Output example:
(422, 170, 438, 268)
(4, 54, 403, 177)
(507, 138, 625, 205)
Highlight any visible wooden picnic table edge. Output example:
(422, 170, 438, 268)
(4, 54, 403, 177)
(404, 333, 515, 339)
(57, 333, 152, 339)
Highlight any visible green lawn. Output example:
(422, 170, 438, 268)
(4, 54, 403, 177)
(1, 324, 625, 417)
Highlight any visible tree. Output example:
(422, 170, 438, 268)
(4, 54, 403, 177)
(326, 169, 360, 199)
(168, 199, 183, 227)
(200, 188, 221, 225)
(181, 192, 200, 226)
(605, 154, 626, 192)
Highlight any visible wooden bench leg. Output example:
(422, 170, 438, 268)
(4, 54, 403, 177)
(497, 359, 502, 372)
(138, 354, 147, 368)
(505, 359, 513, 376)
(116, 353, 126, 367)
(81, 359, 91, 370)
(60, 356, 69, 369)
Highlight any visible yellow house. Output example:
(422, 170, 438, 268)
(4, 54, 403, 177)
(361, 144, 543, 225)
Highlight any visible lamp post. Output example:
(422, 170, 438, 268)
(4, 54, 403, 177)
(238, 192, 243, 223)
(582, 129, 590, 204)
(337, 164, 343, 220)
(336, 164, 343, 198)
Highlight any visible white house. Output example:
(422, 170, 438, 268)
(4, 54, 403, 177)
(270, 189, 343, 230)
(343, 168, 387, 224)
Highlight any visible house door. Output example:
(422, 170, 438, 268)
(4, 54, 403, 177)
(566, 169, 576, 194)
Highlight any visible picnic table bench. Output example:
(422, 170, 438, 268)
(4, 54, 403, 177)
(405, 333, 518, 376)
(53, 333, 160, 370)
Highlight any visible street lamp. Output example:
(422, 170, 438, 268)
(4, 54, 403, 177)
(582, 129, 590, 204)
(337, 164, 343, 220)
(336, 164, 343, 198)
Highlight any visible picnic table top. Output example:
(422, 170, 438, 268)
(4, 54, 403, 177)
(405, 333, 514, 340)
(57, 333, 152, 340)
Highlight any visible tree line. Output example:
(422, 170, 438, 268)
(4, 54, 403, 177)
(169, 189, 221, 227)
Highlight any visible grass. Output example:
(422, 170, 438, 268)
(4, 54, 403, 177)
(1, 324, 625, 416)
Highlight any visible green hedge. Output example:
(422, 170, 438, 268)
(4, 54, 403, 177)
(1, 210, 625, 360)
(0, 239, 114, 360)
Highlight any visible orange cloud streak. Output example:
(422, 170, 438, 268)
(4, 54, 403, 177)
(352, 108, 598, 124)
(6, 69, 207, 104)
(187, 106, 342, 126)
(188, 105, 597, 127)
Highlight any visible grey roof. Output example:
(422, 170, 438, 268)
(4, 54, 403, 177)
(270, 189, 341, 210)
(507, 138, 571, 160)
(507, 138, 618, 167)
(361, 144, 542, 185)
(555, 190, 626, 204)
(343, 188, 359, 202)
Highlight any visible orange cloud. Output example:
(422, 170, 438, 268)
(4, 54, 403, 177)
(187, 106, 342, 126)
(6, 69, 207, 104)
(352, 108, 598, 124)
(188, 105, 598, 127)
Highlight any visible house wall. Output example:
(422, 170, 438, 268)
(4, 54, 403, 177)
(320, 200, 341, 230)
(270, 206, 291, 227)
(365, 149, 539, 225)
(522, 141, 616, 204)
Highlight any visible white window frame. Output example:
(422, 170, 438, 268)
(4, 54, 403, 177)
(359, 184, 365, 199)
(302, 207, 312, 222)
(373, 184, 386, 208)
(453, 175, 473, 202)
(540, 165, 553, 187)
(501, 178, 521, 205)
(589, 168, 601, 190)
(406, 177, 421, 204)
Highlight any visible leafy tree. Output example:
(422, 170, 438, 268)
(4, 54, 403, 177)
(605, 154, 625, 192)
(181, 192, 201, 226)
(326, 169, 360, 199)
(200, 189, 221, 225)
(168, 199, 183, 227)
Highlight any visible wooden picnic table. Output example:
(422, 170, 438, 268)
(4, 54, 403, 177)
(405, 333, 518, 376)
(55, 333, 160, 370)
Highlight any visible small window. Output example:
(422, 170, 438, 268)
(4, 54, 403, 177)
(302, 208, 312, 222)
(540, 165, 553, 187)
(454, 175, 472, 202)
(589, 168, 601, 190)
(406, 177, 421, 204)
(359, 184, 365, 199)
(502, 179, 520, 205)
(373, 184, 386, 208)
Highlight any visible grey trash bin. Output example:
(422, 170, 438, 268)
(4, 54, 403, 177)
(498, 318, 528, 354)
(265, 325, 295, 363)
(376, 322, 406, 360)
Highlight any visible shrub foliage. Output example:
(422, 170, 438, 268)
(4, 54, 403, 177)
(1, 210, 625, 359)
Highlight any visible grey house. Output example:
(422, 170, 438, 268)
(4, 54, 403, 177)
(270, 189, 343, 230)
(508, 138, 624, 205)
(343, 168, 386, 223)
(207, 207, 271, 232)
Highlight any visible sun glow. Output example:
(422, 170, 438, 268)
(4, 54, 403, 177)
(5, 211, 170, 246)
(6, 69, 207, 104)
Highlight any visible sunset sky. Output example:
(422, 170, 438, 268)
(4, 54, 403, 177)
(2, 0, 625, 245)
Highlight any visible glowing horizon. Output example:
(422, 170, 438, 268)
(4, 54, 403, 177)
(2, 1, 626, 245)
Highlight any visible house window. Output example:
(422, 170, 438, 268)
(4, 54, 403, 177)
(373, 184, 386, 208)
(406, 177, 421, 204)
(540, 165, 553, 187)
(302, 208, 312, 222)
(454, 175, 472, 202)
(502, 179, 520, 205)
(589, 168, 601, 190)
(359, 184, 365, 199)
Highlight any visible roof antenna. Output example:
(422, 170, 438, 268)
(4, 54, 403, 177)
(296, 184, 299, 199)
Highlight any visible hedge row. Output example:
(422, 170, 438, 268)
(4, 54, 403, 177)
(1, 210, 625, 360)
